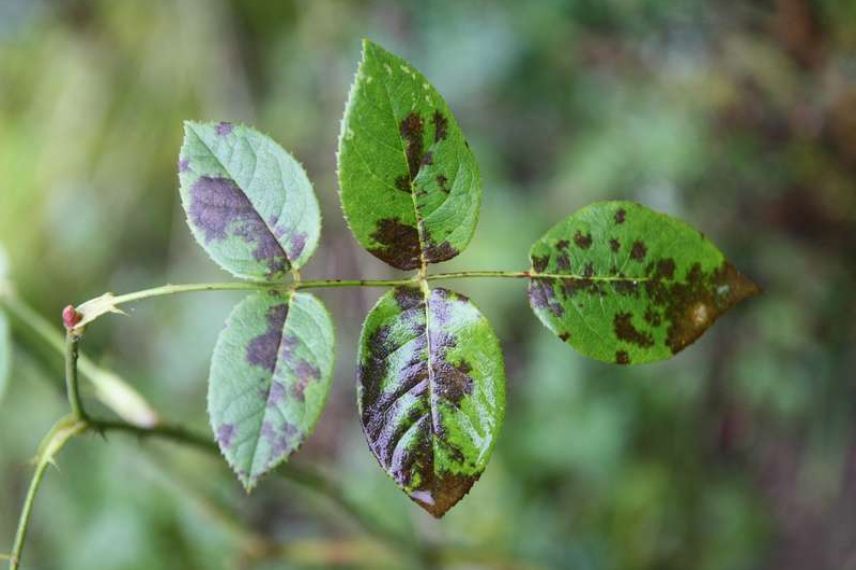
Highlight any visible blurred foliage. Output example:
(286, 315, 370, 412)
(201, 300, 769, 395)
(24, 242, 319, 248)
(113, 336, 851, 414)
(0, 0, 855, 568)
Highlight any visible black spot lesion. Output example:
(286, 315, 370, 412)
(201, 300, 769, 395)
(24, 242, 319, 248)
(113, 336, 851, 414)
(613, 312, 655, 348)
(369, 218, 422, 270)
(574, 230, 593, 249)
(615, 208, 626, 224)
(436, 174, 450, 194)
(615, 351, 630, 365)
(397, 112, 425, 191)
(609, 238, 621, 252)
(432, 111, 448, 142)
(630, 240, 647, 261)
(644, 261, 760, 354)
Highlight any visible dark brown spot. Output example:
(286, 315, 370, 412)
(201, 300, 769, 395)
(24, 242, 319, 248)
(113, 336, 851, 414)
(436, 174, 450, 193)
(613, 312, 655, 348)
(400, 112, 425, 182)
(574, 230, 593, 249)
(630, 240, 647, 261)
(556, 251, 571, 271)
(615, 351, 630, 365)
(615, 208, 626, 224)
(556, 239, 570, 250)
(655, 258, 675, 280)
(369, 218, 421, 270)
(532, 255, 549, 273)
(424, 239, 458, 265)
(643, 308, 662, 326)
(421, 151, 433, 166)
(246, 303, 289, 372)
(395, 175, 412, 193)
(432, 111, 448, 142)
(609, 238, 620, 252)
(559, 332, 570, 342)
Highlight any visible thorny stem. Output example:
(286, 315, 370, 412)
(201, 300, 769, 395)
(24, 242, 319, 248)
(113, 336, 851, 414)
(5, 270, 556, 569)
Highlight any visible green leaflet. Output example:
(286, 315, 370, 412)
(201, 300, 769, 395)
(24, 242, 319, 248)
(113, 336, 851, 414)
(179, 121, 321, 280)
(358, 286, 505, 517)
(528, 201, 760, 364)
(208, 291, 335, 490)
(0, 310, 9, 404)
(337, 40, 482, 270)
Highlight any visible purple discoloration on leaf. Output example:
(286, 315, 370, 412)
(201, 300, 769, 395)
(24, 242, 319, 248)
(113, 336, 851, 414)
(217, 424, 236, 448)
(288, 232, 307, 261)
(189, 176, 290, 275)
(268, 381, 286, 406)
(246, 303, 289, 372)
(178, 158, 190, 172)
(216, 121, 233, 135)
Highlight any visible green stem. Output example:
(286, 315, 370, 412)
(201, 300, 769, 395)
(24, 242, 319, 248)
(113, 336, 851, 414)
(64, 332, 87, 421)
(0, 294, 157, 427)
(9, 417, 86, 570)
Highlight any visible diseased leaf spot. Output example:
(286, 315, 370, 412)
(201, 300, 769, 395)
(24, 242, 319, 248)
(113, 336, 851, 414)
(293, 360, 321, 401)
(400, 112, 425, 182)
(528, 279, 565, 316)
(532, 255, 549, 273)
(395, 175, 412, 194)
(615, 351, 630, 365)
(261, 421, 298, 459)
(432, 111, 448, 142)
(644, 308, 662, 326)
(178, 158, 190, 172)
(268, 381, 286, 406)
(559, 332, 570, 342)
(556, 239, 570, 250)
(189, 176, 290, 276)
(613, 312, 654, 348)
(421, 151, 434, 166)
(655, 258, 675, 280)
(609, 238, 620, 252)
(574, 230, 593, 249)
(369, 218, 421, 270)
(436, 174, 450, 194)
(287, 232, 307, 261)
(615, 208, 626, 224)
(217, 424, 236, 448)
(630, 240, 647, 261)
(245, 303, 289, 372)
(216, 121, 233, 135)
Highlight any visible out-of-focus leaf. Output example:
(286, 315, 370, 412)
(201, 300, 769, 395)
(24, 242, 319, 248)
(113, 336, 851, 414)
(208, 291, 335, 490)
(337, 40, 481, 270)
(179, 121, 321, 280)
(358, 286, 505, 517)
(528, 201, 760, 364)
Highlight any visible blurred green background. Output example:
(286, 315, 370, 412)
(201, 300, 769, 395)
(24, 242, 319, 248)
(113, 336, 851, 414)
(1, 0, 855, 568)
